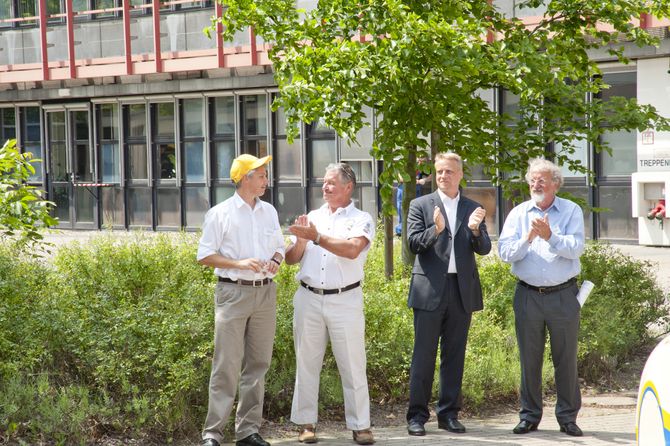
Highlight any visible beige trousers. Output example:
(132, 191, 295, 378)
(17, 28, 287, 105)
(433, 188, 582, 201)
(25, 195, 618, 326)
(202, 281, 277, 443)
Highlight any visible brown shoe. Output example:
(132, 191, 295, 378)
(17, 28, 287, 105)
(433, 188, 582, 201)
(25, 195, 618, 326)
(352, 429, 375, 445)
(298, 424, 317, 443)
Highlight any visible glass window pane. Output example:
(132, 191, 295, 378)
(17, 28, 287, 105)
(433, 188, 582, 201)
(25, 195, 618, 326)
(24, 145, 43, 181)
(214, 96, 235, 135)
(309, 139, 336, 179)
(18, 0, 36, 17)
(156, 188, 180, 227)
(308, 186, 325, 210)
(0, 0, 11, 21)
(345, 161, 373, 182)
(50, 112, 66, 141)
(129, 104, 146, 137)
(100, 103, 118, 140)
(74, 143, 92, 182)
(184, 141, 205, 182)
(102, 143, 120, 183)
(185, 187, 208, 228)
(73, 111, 88, 141)
(556, 138, 588, 178)
(598, 186, 636, 240)
(52, 185, 69, 222)
(600, 130, 636, 176)
(51, 142, 68, 181)
(243, 139, 268, 158)
(242, 95, 267, 136)
(72, 0, 87, 12)
(25, 107, 41, 141)
(128, 187, 152, 226)
(101, 186, 124, 227)
(214, 186, 235, 204)
(155, 103, 175, 137)
(277, 138, 301, 181)
(75, 186, 95, 224)
(1, 108, 16, 140)
(157, 143, 176, 179)
(214, 141, 235, 179)
(561, 185, 592, 239)
(276, 185, 306, 227)
(351, 185, 376, 219)
(183, 98, 203, 137)
(128, 144, 148, 180)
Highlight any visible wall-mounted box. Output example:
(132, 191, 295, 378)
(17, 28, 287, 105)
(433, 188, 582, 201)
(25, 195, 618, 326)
(631, 172, 670, 246)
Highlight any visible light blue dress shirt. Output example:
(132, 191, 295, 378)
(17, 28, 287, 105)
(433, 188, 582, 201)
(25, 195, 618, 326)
(498, 196, 585, 286)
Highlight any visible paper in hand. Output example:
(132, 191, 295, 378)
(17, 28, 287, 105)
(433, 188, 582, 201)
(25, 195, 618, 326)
(576, 280, 594, 307)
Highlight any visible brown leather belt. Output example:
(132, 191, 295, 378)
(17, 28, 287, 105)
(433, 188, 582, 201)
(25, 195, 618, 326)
(219, 277, 272, 287)
(300, 281, 361, 295)
(519, 277, 576, 294)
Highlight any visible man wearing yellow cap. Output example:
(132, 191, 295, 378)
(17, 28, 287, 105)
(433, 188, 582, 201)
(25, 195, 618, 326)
(197, 154, 285, 446)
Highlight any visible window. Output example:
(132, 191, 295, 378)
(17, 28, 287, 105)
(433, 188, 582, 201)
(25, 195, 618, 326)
(0, 108, 16, 141)
(98, 103, 120, 183)
(240, 94, 268, 157)
(21, 107, 42, 183)
(598, 72, 637, 177)
(124, 103, 150, 227)
(211, 96, 236, 203)
(181, 98, 208, 227)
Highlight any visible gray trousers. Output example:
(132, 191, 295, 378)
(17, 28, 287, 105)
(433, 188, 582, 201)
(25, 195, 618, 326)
(513, 282, 581, 425)
(202, 281, 277, 443)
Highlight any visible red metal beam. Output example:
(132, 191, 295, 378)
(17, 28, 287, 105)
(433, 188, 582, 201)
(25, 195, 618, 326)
(152, 0, 163, 73)
(249, 26, 257, 66)
(640, 12, 651, 29)
(123, 0, 133, 74)
(66, 0, 76, 78)
(215, 2, 225, 68)
(38, 0, 50, 80)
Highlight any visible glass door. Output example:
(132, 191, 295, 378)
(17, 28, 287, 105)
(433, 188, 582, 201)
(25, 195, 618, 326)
(47, 108, 97, 229)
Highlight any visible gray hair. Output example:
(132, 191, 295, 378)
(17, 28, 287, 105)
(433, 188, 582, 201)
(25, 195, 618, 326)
(525, 158, 563, 188)
(234, 168, 257, 189)
(325, 162, 357, 187)
(434, 152, 463, 171)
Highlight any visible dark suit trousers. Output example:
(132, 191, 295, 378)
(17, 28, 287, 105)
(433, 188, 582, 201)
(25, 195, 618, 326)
(406, 274, 472, 423)
(514, 282, 581, 425)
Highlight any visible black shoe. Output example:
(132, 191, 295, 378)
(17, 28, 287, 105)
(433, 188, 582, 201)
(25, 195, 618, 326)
(560, 422, 583, 437)
(236, 433, 271, 446)
(512, 419, 538, 434)
(438, 418, 466, 433)
(407, 420, 426, 436)
(200, 439, 220, 446)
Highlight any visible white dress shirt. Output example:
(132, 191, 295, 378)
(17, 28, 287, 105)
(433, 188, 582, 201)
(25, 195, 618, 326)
(294, 201, 375, 289)
(197, 192, 285, 281)
(437, 189, 459, 273)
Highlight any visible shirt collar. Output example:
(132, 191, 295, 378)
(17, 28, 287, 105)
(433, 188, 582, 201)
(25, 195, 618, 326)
(233, 192, 260, 210)
(526, 196, 560, 213)
(437, 189, 460, 205)
(321, 200, 355, 216)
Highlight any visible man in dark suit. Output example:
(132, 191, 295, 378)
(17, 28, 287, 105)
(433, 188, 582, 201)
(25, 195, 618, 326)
(405, 152, 491, 436)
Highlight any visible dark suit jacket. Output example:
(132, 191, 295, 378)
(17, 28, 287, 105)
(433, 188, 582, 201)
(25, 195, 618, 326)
(407, 191, 491, 313)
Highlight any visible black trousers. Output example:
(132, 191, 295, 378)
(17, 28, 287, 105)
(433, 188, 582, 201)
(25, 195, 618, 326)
(406, 274, 472, 423)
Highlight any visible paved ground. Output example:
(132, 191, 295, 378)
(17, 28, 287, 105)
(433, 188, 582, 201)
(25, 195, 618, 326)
(254, 393, 638, 445)
(41, 231, 669, 446)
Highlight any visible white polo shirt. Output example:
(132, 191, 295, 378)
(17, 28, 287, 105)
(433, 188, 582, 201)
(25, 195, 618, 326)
(197, 192, 285, 281)
(295, 202, 375, 289)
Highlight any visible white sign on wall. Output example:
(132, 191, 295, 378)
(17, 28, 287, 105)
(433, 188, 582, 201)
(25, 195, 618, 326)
(637, 58, 670, 172)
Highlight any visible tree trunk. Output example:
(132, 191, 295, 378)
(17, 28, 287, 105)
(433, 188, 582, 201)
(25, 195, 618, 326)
(383, 213, 393, 278)
(401, 148, 417, 266)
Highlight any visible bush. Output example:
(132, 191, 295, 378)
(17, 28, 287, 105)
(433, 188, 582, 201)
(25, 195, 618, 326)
(0, 233, 667, 444)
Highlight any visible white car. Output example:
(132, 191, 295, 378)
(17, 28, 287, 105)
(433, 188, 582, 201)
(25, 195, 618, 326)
(636, 335, 670, 445)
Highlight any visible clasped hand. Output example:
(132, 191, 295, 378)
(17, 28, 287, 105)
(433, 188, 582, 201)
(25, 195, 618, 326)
(527, 214, 551, 242)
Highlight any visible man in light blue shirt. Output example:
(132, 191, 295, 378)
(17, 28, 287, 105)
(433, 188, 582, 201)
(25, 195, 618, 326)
(498, 158, 585, 438)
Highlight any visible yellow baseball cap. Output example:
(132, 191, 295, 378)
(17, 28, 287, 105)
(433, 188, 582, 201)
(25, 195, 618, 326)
(230, 154, 272, 183)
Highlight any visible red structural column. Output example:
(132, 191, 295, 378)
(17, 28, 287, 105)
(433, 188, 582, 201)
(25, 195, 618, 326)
(215, 2, 224, 68)
(65, 0, 76, 78)
(123, 0, 133, 74)
(152, 0, 163, 73)
(640, 12, 651, 29)
(38, 0, 50, 80)
(249, 26, 257, 66)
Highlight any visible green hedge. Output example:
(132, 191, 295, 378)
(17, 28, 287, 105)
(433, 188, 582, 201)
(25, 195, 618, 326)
(0, 233, 667, 444)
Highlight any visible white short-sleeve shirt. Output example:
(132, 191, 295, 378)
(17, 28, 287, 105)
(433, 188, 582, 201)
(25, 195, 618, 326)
(294, 201, 375, 289)
(197, 192, 285, 281)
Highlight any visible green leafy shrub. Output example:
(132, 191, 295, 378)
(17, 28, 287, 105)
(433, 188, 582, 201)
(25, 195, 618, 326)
(0, 233, 666, 444)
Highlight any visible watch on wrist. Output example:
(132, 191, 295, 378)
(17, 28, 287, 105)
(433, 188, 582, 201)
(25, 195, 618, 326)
(313, 233, 321, 246)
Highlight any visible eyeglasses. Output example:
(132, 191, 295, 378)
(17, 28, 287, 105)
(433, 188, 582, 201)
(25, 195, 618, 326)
(528, 178, 548, 186)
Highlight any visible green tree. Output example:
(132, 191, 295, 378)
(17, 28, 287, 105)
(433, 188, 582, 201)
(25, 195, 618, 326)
(0, 139, 57, 250)
(209, 0, 670, 264)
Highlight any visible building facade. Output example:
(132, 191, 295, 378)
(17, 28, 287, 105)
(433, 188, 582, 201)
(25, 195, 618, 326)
(1, 0, 670, 242)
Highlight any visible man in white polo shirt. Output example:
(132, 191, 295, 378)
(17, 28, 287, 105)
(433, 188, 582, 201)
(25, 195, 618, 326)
(197, 154, 285, 446)
(285, 162, 375, 445)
